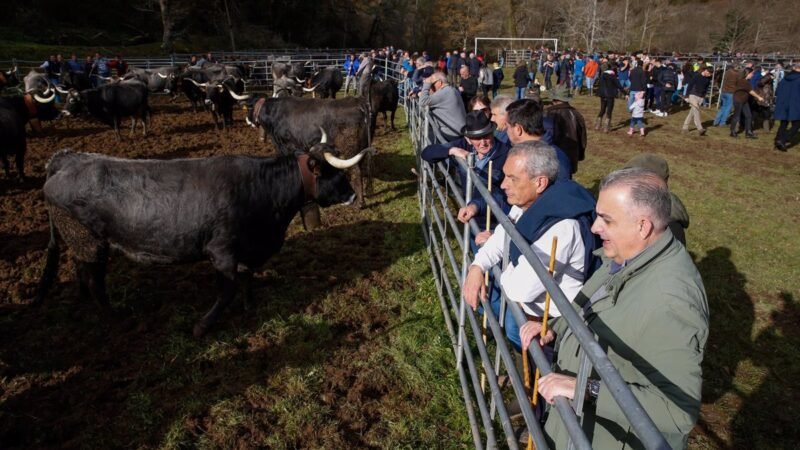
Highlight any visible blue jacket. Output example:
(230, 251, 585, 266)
(774, 71, 800, 121)
(508, 179, 600, 280)
(344, 57, 360, 76)
(421, 138, 512, 220)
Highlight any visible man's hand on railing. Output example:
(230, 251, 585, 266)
(463, 265, 487, 311)
(474, 231, 492, 246)
(457, 204, 478, 223)
(538, 373, 577, 405)
(448, 147, 470, 160)
(520, 321, 555, 350)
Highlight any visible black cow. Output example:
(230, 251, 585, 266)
(35, 138, 369, 337)
(58, 67, 92, 92)
(369, 79, 399, 130)
(123, 66, 180, 96)
(0, 67, 20, 92)
(0, 92, 60, 182)
(304, 67, 344, 99)
(271, 60, 311, 97)
(187, 76, 249, 129)
(245, 96, 375, 209)
(63, 80, 151, 140)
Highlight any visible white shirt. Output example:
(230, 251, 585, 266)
(471, 206, 586, 317)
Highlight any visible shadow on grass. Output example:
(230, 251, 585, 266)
(0, 220, 423, 448)
(730, 291, 800, 448)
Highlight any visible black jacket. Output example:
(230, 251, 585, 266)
(686, 71, 711, 97)
(629, 66, 647, 91)
(597, 71, 623, 98)
(658, 67, 678, 90)
(513, 66, 529, 88)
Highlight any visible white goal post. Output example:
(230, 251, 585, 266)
(473, 37, 559, 57)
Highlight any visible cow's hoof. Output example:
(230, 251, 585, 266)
(193, 321, 210, 338)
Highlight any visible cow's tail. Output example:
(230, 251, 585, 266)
(33, 211, 60, 307)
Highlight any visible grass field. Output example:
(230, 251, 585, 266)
(1, 72, 798, 448)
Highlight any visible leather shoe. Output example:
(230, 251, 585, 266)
(730, 131, 738, 138)
(775, 141, 787, 151)
(745, 132, 757, 139)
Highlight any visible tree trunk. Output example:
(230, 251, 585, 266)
(589, 0, 597, 52)
(622, 0, 630, 50)
(640, 6, 650, 48)
(159, 0, 174, 53)
(222, 0, 236, 52)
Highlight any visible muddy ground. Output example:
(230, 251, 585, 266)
(0, 95, 431, 448)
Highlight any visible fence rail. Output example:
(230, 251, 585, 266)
(407, 94, 671, 448)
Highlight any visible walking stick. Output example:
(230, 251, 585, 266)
(528, 236, 558, 450)
(480, 160, 492, 393)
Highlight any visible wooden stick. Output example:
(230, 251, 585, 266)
(480, 160, 492, 393)
(528, 236, 558, 450)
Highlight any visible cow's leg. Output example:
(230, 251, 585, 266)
(86, 244, 110, 308)
(130, 117, 136, 137)
(2, 153, 11, 178)
(76, 262, 91, 302)
(194, 244, 237, 337)
(114, 116, 121, 141)
(390, 109, 396, 130)
(50, 207, 107, 305)
(194, 270, 236, 338)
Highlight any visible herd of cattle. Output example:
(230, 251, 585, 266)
(1, 58, 400, 337)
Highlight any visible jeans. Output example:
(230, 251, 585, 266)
(344, 75, 357, 95)
(714, 92, 733, 126)
(586, 76, 595, 94)
(630, 117, 645, 128)
(516, 87, 526, 100)
(573, 74, 584, 92)
(527, 71, 535, 89)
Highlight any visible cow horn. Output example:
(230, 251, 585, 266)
(304, 60, 313, 66)
(157, 72, 168, 78)
(34, 91, 56, 103)
(43, 86, 52, 96)
(302, 83, 320, 92)
(319, 127, 328, 144)
(189, 79, 208, 89)
(55, 85, 70, 94)
(227, 88, 250, 101)
(323, 148, 368, 170)
(294, 76, 306, 83)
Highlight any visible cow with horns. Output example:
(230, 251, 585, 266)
(186, 76, 250, 129)
(303, 66, 344, 99)
(245, 96, 376, 211)
(34, 130, 368, 337)
(271, 60, 312, 97)
(0, 91, 60, 182)
(59, 79, 151, 140)
(123, 66, 181, 96)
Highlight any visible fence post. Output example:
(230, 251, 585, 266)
(456, 153, 475, 369)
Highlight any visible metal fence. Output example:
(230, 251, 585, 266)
(0, 50, 371, 93)
(406, 98, 672, 449)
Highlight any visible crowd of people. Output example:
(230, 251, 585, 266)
(383, 45, 798, 151)
(39, 52, 129, 90)
(403, 44, 727, 449)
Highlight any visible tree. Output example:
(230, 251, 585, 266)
(713, 8, 752, 54)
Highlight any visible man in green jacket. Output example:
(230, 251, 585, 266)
(521, 167, 709, 449)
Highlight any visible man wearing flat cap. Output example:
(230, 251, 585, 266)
(421, 110, 512, 226)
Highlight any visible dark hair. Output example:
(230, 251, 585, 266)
(506, 99, 545, 136)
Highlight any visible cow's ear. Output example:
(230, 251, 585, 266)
(307, 157, 322, 177)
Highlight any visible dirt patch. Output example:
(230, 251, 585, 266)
(0, 95, 422, 448)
